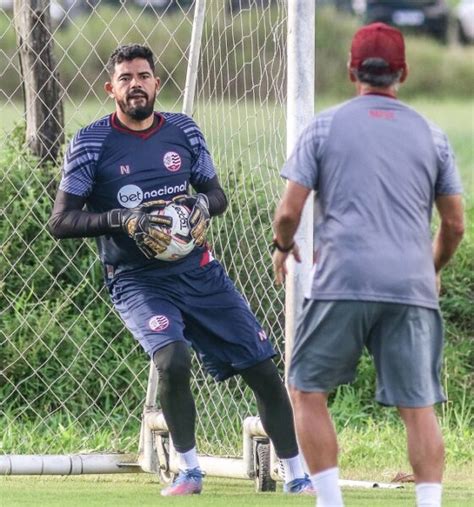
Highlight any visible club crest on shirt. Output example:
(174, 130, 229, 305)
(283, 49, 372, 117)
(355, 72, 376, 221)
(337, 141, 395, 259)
(163, 151, 182, 172)
(149, 315, 170, 332)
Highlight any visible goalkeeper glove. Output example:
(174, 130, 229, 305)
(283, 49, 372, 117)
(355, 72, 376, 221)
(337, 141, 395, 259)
(172, 194, 210, 246)
(107, 203, 172, 258)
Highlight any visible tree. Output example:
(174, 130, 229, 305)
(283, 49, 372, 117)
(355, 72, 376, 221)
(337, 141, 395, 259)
(14, 0, 64, 162)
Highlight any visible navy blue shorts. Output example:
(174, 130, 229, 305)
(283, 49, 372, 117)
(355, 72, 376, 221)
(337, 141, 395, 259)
(109, 261, 275, 381)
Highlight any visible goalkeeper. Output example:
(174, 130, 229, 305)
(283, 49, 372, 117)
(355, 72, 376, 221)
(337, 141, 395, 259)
(49, 44, 313, 497)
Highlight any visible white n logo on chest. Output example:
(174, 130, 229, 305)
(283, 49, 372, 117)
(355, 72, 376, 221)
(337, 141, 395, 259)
(120, 165, 130, 175)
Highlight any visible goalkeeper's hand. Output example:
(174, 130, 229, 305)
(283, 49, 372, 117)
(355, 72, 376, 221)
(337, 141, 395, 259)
(107, 203, 172, 259)
(172, 194, 210, 247)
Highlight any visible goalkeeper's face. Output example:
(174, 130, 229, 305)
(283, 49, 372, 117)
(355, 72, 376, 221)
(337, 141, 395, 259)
(105, 58, 160, 122)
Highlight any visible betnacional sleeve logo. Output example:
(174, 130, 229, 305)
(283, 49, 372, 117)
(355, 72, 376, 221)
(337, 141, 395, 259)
(149, 315, 170, 332)
(163, 151, 182, 172)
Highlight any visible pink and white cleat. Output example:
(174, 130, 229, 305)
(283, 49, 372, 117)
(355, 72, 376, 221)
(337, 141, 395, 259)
(283, 474, 317, 495)
(160, 467, 204, 496)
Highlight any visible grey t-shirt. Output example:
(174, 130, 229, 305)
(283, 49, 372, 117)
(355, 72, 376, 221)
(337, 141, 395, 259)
(281, 94, 463, 309)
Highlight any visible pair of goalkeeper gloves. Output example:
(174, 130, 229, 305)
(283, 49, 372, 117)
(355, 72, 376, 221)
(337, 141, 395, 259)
(107, 194, 210, 259)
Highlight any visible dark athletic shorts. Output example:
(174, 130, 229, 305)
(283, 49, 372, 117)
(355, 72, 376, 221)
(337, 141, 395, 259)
(288, 300, 445, 407)
(109, 260, 275, 381)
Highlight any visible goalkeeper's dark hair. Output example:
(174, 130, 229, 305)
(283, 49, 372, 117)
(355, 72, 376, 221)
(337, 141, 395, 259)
(106, 44, 155, 76)
(352, 57, 403, 88)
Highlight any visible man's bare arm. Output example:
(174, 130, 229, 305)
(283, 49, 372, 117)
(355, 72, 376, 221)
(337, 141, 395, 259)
(272, 181, 311, 284)
(433, 194, 464, 273)
(273, 181, 311, 249)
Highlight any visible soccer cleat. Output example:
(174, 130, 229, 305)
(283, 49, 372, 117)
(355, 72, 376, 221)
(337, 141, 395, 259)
(283, 474, 316, 495)
(160, 467, 204, 496)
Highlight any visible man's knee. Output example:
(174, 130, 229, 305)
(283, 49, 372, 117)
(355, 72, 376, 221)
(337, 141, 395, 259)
(398, 406, 444, 451)
(240, 359, 285, 397)
(153, 341, 192, 383)
(290, 387, 328, 408)
(398, 405, 438, 425)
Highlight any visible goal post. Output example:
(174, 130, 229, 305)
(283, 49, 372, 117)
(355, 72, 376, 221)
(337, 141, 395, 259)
(182, 0, 206, 117)
(284, 0, 315, 377)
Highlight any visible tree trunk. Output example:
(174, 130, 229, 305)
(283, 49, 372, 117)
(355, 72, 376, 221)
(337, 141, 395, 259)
(13, 0, 64, 162)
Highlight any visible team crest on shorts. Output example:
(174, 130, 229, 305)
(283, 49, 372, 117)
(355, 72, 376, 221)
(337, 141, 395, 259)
(149, 315, 170, 332)
(163, 151, 182, 172)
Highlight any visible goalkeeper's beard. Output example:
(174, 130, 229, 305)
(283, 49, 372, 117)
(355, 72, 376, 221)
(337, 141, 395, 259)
(118, 91, 156, 121)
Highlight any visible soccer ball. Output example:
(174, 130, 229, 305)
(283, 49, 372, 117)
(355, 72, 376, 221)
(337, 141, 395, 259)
(150, 202, 195, 261)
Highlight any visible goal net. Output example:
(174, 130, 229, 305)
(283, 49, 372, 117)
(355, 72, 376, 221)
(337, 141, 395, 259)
(0, 0, 289, 462)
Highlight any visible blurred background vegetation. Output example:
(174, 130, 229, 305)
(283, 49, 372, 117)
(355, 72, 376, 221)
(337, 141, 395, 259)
(0, 2, 473, 101)
(0, 0, 472, 475)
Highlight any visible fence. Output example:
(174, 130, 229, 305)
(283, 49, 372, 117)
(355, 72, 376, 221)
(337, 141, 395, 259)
(1, 0, 293, 474)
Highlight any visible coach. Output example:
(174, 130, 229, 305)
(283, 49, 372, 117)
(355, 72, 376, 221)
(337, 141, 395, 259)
(272, 23, 464, 507)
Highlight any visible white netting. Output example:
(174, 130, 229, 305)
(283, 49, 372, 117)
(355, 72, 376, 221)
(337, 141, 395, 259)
(0, 0, 287, 458)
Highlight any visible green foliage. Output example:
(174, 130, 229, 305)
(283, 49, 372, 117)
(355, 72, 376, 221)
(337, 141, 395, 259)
(0, 126, 146, 447)
(1, 123, 472, 458)
(1, 6, 473, 100)
(440, 200, 474, 336)
(314, 7, 474, 98)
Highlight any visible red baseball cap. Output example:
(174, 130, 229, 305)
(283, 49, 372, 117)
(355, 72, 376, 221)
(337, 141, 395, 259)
(350, 22, 406, 74)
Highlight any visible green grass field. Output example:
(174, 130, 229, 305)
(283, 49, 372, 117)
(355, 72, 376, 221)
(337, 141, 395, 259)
(1, 475, 473, 507)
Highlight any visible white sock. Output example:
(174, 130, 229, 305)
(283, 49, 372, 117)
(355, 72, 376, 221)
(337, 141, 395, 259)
(310, 467, 344, 507)
(416, 483, 442, 507)
(177, 447, 200, 471)
(280, 455, 306, 483)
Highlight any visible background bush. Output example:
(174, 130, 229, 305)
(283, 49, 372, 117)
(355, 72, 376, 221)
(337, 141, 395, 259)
(0, 4, 472, 458)
(1, 125, 472, 440)
(1, 6, 473, 100)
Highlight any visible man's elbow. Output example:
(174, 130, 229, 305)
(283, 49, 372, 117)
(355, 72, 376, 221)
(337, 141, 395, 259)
(216, 192, 229, 215)
(219, 192, 228, 215)
(48, 214, 67, 239)
(443, 217, 465, 241)
(209, 189, 228, 216)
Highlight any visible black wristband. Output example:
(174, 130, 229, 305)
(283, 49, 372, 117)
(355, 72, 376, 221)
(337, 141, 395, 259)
(271, 238, 294, 253)
(107, 209, 124, 230)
